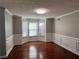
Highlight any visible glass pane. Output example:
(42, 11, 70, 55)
(39, 22, 45, 36)
(29, 22, 38, 36)
(22, 20, 28, 37)
(29, 23, 37, 29)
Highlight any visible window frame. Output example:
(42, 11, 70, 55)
(22, 19, 40, 37)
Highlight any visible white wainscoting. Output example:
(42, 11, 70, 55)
(13, 34, 22, 45)
(13, 34, 46, 45)
(6, 35, 14, 57)
(53, 33, 79, 56)
(46, 33, 53, 42)
(22, 36, 46, 44)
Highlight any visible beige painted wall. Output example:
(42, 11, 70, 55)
(13, 15, 22, 45)
(46, 18, 55, 41)
(55, 12, 79, 38)
(46, 18, 55, 33)
(13, 15, 22, 34)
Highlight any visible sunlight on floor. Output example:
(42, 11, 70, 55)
(39, 52, 43, 59)
(29, 46, 37, 59)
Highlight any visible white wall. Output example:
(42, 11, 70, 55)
(5, 9, 14, 57)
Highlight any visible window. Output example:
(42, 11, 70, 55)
(22, 20, 28, 37)
(39, 22, 45, 36)
(29, 22, 38, 36)
(22, 18, 45, 37)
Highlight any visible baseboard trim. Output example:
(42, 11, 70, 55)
(6, 45, 14, 57)
(0, 56, 6, 59)
(0, 46, 14, 58)
(54, 41, 79, 56)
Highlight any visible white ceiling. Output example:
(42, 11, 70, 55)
(0, 0, 79, 18)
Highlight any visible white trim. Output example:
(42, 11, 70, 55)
(22, 36, 46, 44)
(53, 33, 79, 56)
(56, 9, 79, 19)
(55, 33, 79, 41)
(0, 46, 14, 58)
(13, 34, 22, 45)
(5, 8, 13, 15)
(6, 35, 14, 57)
(0, 56, 6, 58)
(6, 45, 14, 57)
(0, 35, 14, 58)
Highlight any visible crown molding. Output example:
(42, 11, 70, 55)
(56, 9, 79, 19)
(5, 8, 13, 15)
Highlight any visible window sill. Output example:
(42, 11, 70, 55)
(22, 36, 39, 38)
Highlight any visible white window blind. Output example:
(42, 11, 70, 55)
(29, 22, 38, 36)
(22, 18, 45, 37)
(22, 19, 28, 37)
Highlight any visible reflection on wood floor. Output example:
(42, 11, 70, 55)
(6, 41, 79, 59)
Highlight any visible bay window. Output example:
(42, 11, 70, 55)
(22, 18, 45, 37)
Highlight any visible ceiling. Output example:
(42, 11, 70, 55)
(0, 0, 79, 18)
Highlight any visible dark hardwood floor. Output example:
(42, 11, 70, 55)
(5, 41, 79, 59)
